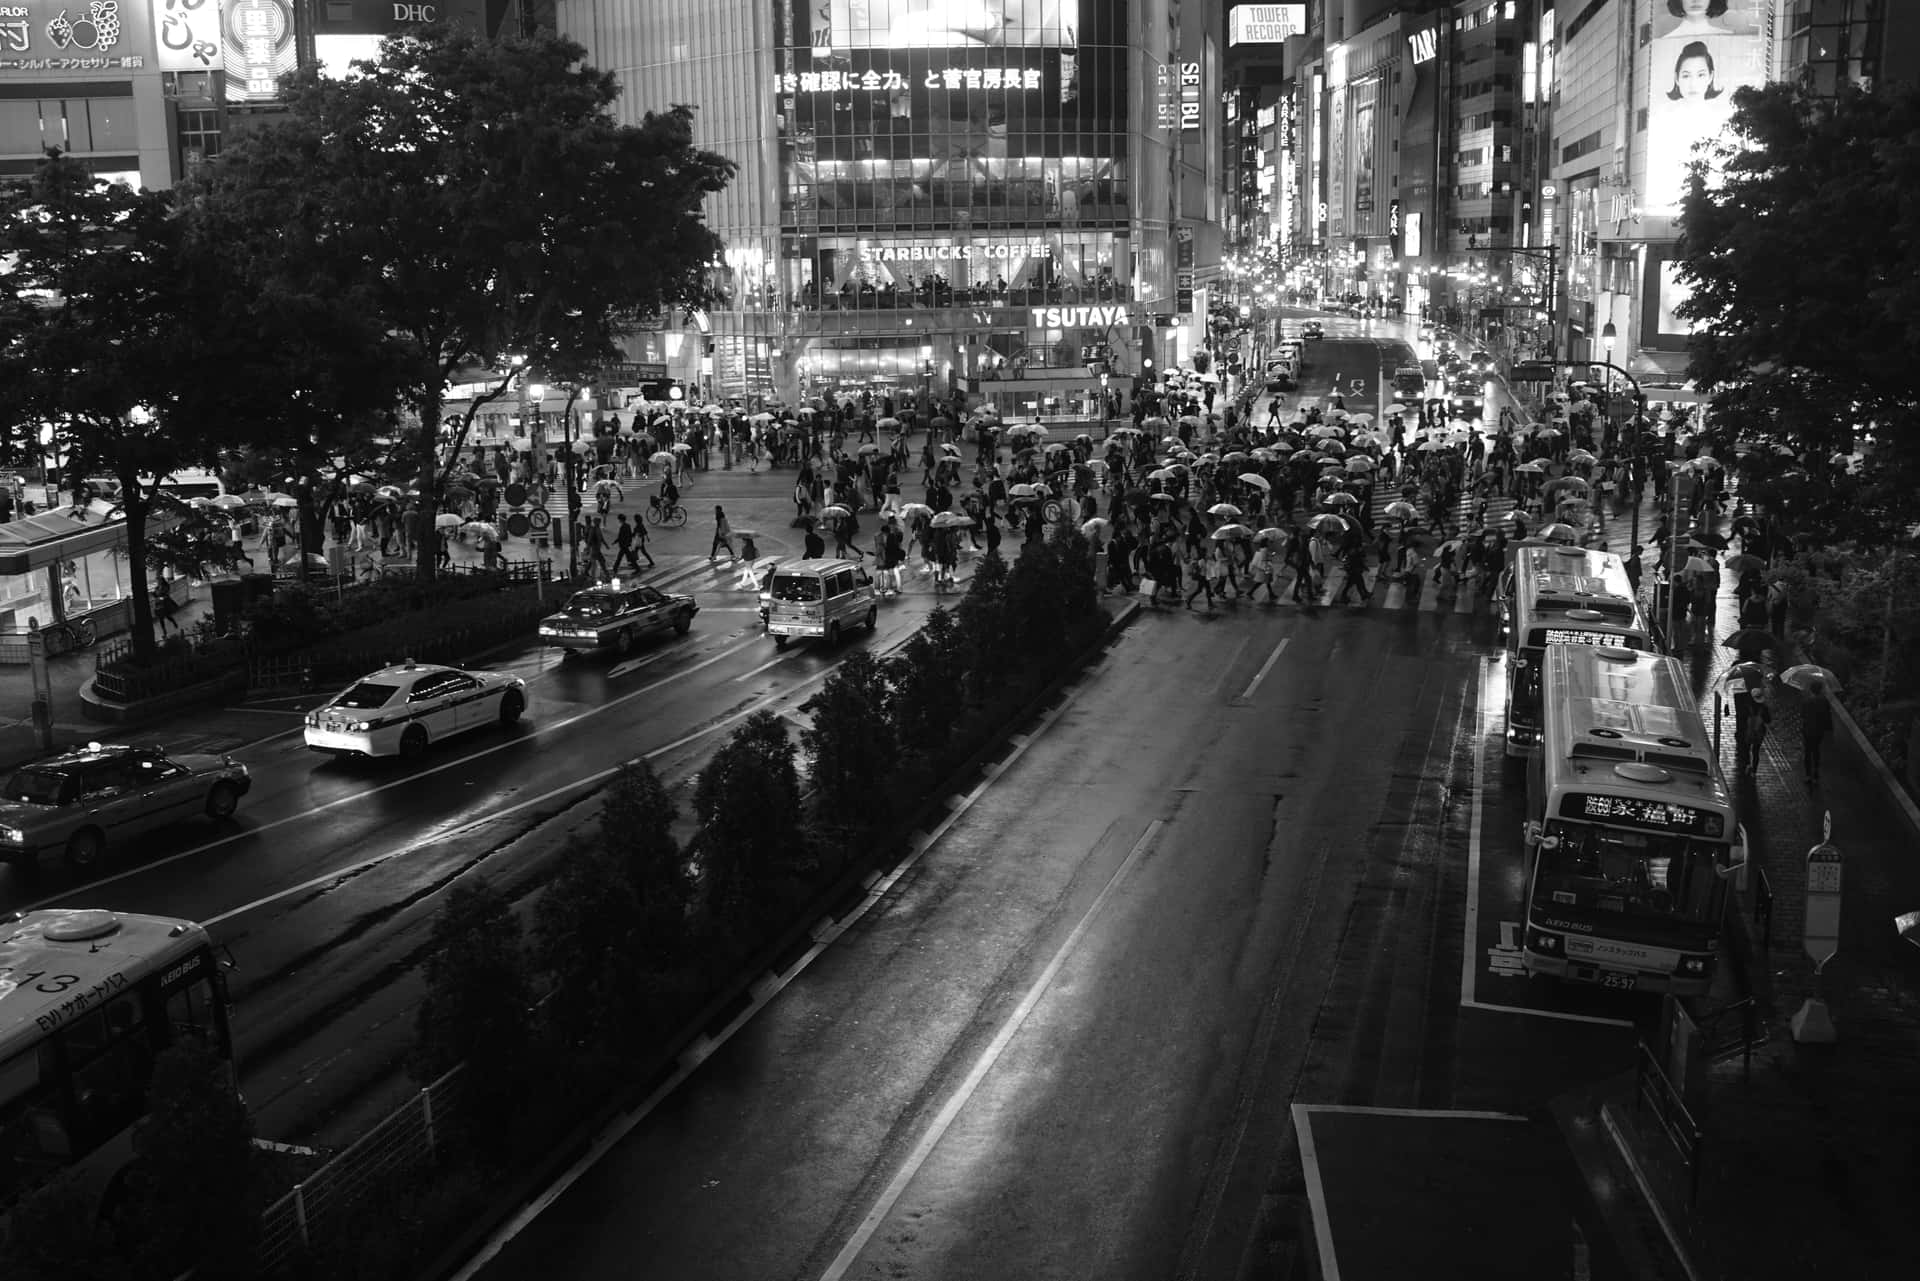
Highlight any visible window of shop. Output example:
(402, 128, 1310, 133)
(0, 98, 135, 156)
(0, 101, 46, 155)
(787, 231, 1130, 311)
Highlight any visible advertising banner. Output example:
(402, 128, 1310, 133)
(1, 0, 156, 76)
(1644, 0, 1770, 216)
(153, 0, 221, 71)
(222, 0, 293, 102)
(1640, 245, 1703, 350)
(1228, 3, 1305, 47)
(819, 0, 1072, 49)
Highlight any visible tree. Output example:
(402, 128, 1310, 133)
(412, 879, 533, 1108)
(0, 153, 227, 661)
(600, 759, 695, 964)
(1675, 78, 1920, 542)
(1005, 538, 1068, 657)
(120, 1040, 258, 1280)
(885, 607, 966, 764)
(953, 549, 1011, 705)
(533, 835, 645, 1059)
(204, 24, 736, 579)
(1048, 520, 1099, 624)
(689, 711, 804, 933)
(801, 650, 900, 864)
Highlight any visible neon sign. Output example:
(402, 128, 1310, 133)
(774, 67, 1043, 94)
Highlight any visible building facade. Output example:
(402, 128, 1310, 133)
(560, 0, 1227, 414)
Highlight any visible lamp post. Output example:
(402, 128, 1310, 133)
(1100, 370, 1110, 438)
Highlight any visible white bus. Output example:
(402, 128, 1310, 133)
(1521, 645, 1745, 995)
(1499, 543, 1655, 757)
(0, 909, 232, 1209)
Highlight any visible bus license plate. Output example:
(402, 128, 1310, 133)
(1598, 971, 1638, 991)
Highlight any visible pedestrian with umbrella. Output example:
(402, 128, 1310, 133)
(1782, 665, 1840, 785)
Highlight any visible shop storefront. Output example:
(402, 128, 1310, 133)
(0, 501, 167, 662)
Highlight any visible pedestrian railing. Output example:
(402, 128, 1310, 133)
(255, 1066, 467, 1277)
(1697, 996, 1765, 1079)
(1634, 1038, 1706, 1207)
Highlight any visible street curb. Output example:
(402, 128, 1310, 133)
(1825, 688, 1920, 844)
(409, 595, 1140, 1281)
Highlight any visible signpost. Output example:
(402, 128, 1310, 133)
(1791, 810, 1842, 1043)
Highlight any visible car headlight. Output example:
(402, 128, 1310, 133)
(351, 721, 373, 732)
(0, 826, 24, 844)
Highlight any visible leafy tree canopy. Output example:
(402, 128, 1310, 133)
(1675, 78, 1920, 542)
(201, 23, 736, 575)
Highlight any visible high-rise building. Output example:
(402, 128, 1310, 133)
(561, 0, 1227, 414)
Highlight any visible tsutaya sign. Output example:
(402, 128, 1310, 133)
(1030, 304, 1133, 327)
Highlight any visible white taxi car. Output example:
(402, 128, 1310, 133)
(304, 661, 528, 760)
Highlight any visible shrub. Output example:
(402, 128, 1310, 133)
(411, 879, 533, 1150)
(1005, 537, 1068, 661)
(120, 1040, 259, 1280)
(533, 835, 652, 1061)
(601, 759, 696, 965)
(689, 712, 806, 938)
(802, 650, 900, 870)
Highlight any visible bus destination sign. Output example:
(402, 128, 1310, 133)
(1531, 628, 1646, 649)
(1561, 792, 1723, 836)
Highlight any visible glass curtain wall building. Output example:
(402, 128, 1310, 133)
(561, 0, 1180, 417)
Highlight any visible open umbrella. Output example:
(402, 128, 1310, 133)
(1535, 522, 1580, 545)
(877, 416, 902, 429)
(1688, 531, 1730, 550)
(1322, 492, 1360, 507)
(1238, 473, 1271, 491)
(1211, 524, 1253, 540)
(434, 512, 463, 529)
(1723, 553, 1767, 576)
(1081, 517, 1111, 538)
(1721, 661, 1769, 688)
(821, 504, 851, 519)
(1208, 502, 1242, 518)
(930, 511, 973, 528)
(1544, 477, 1591, 498)
(1149, 492, 1178, 502)
(1256, 527, 1287, 543)
(1385, 500, 1421, 520)
(941, 442, 963, 456)
(857, 442, 881, 455)
(1009, 483, 1041, 498)
(462, 520, 499, 540)
(1346, 456, 1376, 474)
(651, 451, 676, 467)
(897, 502, 934, 521)
(1514, 459, 1548, 474)
(1308, 513, 1351, 533)
(1781, 663, 1842, 693)
(1721, 628, 1776, 651)
(210, 493, 249, 510)
(671, 442, 694, 453)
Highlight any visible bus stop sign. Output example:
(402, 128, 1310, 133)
(1804, 812, 1843, 965)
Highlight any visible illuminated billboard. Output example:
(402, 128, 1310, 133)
(0, 0, 158, 76)
(222, 0, 293, 101)
(1641, 246, 1703, 349)
(1644, 0, 1770, 215)
(813, 0, 1073, 49)
(1229, 3, 1306, 46)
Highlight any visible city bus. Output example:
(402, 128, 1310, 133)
(1499, 543, 1655, 757)
(1520, 645, 1746, 995)
(0, 909, 233, 1210)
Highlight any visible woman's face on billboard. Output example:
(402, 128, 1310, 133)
(1674, 54, 1715, 99)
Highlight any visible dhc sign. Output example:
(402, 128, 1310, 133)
(1030, 305, 1132, 327)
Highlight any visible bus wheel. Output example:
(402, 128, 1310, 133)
(775, 635, 789, 650)
(64, 828, 105, 870)
(864, 606, 877, 633)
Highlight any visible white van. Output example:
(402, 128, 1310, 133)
(765, 558, 878, 648)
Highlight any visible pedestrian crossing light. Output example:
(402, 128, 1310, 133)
(1510, 361, 1556, 382)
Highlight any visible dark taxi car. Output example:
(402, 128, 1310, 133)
(0, 744, 251, 870)
(538, 581, 698, 656)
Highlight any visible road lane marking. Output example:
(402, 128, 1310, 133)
(607, 651, 673, 680)
(733, 653, 794, 683)
(444, 634, 1122, 1281)
(818, 819, 1165, 1281)
(1460, 654, 1633, 1028)
(1233, 637, 1290, 705)
(19, 635, 763, 912)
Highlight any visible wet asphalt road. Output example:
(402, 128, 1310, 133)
(0, 577, 969, 1141)
(465, 598, 1499, 1281)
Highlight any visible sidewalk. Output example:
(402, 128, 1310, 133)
(1581, 532, 1920, 1280)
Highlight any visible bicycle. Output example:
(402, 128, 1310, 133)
(39, 615, 97, 657)
(646, 495, 689, 528)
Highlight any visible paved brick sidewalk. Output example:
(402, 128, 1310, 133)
(1596, 550, 1920, 1280)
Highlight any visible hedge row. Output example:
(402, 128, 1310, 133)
(287, 523, 1114, 1278)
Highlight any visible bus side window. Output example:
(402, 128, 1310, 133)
(164, 976, 220, 1048)
(0, 1047, 71, 1205)
(60, 993, 155, 1146)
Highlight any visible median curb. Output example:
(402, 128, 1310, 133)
(410, 594, 1142, 1281)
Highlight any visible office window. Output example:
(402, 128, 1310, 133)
(79, 99, 136, 152)
(0, 100, 44, 154)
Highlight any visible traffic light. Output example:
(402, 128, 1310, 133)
(1510, 361, 1556, 383)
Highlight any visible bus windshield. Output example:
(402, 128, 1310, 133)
(1534, 821, 1724, 924)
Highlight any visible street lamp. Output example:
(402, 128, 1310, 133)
(1601, 322, 1617, 393)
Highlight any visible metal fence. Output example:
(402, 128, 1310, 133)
(255, 1067, 466, 1277)
(1634, 1038, 1705, 1207)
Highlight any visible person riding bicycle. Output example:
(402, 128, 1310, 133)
(661, 472, 680, 511)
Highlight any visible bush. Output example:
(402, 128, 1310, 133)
(802, 650, 899, 870)
(243, 571, 529, 655)
(689, 711, 806, 939)
(601, 759, 696, 965)
(120, 1040, 259, 1280)
(411, 879, 533, 1151)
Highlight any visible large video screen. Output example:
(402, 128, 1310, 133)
(1643, 0, 1770, 215)
(815, 0, 1074, 49)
